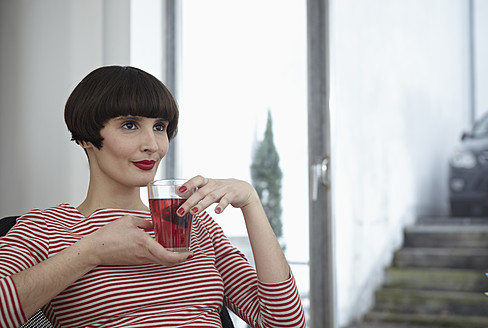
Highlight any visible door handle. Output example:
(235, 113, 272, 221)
(312, 156, 330, 201)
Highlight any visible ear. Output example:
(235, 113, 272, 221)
(79, 140, 95, 150)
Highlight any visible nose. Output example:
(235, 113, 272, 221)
(141, 128, 158, 153)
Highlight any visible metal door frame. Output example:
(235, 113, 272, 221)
(307, 0, 336, 327)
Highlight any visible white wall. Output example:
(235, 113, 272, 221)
(474, 0, 488, 120)
(0, 0, 130, 217)
(330, 0, 473, 326)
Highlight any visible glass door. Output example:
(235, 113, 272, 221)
(178, 0, 309, 326)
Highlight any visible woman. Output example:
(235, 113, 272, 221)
(0, 66, 305, 327)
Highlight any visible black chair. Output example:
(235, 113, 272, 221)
(0, 216, 18, 237)
(0, 216, 234, 328)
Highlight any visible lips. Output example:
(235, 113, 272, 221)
(133, 160, 156, 171)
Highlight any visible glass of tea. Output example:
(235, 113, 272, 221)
(147, 179, 194, 252)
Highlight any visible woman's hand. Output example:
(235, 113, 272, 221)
(176, 176, 259, 216)
(81, 215, 191, 267)
(177, 175, 290, 283)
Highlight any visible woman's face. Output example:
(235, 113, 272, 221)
(84, 115, 169, 189)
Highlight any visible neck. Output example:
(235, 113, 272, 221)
(77, 175, 149, 217)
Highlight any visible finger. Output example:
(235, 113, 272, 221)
(175, 183, 208, 216)
(186, 175, 210, 190)
(185, 188, 222, 216)
(175, 177, 209, 212)
(175, 179, 193, 198)
(131, 217, 154, 231)
(215, 196, 231, 214)
(193, 175, 209, 186)
(145, 238, 192, 266)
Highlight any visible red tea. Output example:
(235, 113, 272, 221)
(149, 198, 192, 251)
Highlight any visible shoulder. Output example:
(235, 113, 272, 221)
(193, 211, 226, 237)
(194, 211, 221, 228)
(192, 211, 245, 257)
(192, 211, 229, 243)
(15, 203, 82, 229)
(19, 203, 79, 218)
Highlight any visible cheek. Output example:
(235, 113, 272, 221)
(158, 142, 169, 157)
(158, 136, 170, 157)
(104, 141, 134, 160)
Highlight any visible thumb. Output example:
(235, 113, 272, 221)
(132, 217, 154, 231)
(146, 238, 193, 265)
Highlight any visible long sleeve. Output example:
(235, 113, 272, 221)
(201, 212, 306, 328)
(0, 276, 26, 327)
(257, 276, 306, 327)
(0, 210, 49, 328)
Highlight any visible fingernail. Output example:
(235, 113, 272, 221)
(177, 208, 185, 216)
(215, 207, 222, 214)
(191, 207, 198, 213)
(187, 253, 194, 260)
(179, 186, 187, 193)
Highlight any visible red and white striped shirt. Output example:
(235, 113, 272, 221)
(0, 204, 305, 327)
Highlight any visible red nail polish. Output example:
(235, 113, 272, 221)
(187, 254, 194, 260)
(191, 207, 198, 213)
(215, 207, 221, 214)
(179, 186, 187, 193)
(177, 208, 185, 216)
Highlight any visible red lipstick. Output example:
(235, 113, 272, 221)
(133, 160, 156, 171)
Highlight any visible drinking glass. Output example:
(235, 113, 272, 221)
(147, 179, 193, 252)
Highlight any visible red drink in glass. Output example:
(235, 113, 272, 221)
(149, 198, 192, 252)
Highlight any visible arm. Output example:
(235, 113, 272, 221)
(177, 177, 306, 327)
(240, 192, 290, 283)
(11, 238, 97, 319)
(197, 211, 305, 328)
(1, 214, 190, 325)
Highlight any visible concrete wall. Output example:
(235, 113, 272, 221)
(0, 0, 130, 217)
(474, 0, 488, 119)
(329, 0, 482, 325)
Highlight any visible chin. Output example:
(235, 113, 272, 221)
(126, 170, 157, 188)
(138, 175, 157, 187)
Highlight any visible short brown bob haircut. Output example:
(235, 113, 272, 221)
(65, 65, 179, 149)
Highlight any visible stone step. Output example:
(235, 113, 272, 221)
(417, 217, 488, 225)
(346, 324, 445, 328)
(403, 225, 488, 248)
(373, 288, 488, 317)
(345, 323, 457, 328)
(393, 247, 488, 269)
(385, 267, 488, 292)
(349, 218, 488, 328)
(363, 311, 488, 328)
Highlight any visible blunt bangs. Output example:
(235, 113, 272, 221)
(65, 66, 179, 149)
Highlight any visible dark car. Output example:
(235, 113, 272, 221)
(449, 113, 488, 217)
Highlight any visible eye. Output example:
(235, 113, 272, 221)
(154, 121, 168, 132)
(122, 121, 138, 130)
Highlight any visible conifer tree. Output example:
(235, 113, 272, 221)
(251, 110, 283, 241)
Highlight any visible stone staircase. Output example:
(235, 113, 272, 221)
(346, 217, 488, 328)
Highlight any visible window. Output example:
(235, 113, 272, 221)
(179, 1, 309, 325)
